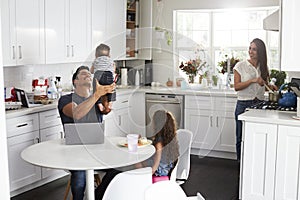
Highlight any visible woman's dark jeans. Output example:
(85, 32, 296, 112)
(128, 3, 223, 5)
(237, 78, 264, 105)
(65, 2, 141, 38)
(235, 99, 262, 161)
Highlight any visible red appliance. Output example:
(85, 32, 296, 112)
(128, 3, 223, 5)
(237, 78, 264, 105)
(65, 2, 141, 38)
(32, 78, 48, 100)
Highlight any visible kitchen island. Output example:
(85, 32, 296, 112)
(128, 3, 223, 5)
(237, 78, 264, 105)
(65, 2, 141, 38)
(239, 109, 300, 200)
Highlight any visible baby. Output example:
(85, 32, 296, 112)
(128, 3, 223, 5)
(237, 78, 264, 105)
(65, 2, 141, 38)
(91, 43, 116, 114)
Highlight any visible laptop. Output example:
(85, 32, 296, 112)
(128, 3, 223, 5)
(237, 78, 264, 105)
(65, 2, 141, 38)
(64, 123, 105, 145)
(14, 88, 42, 108)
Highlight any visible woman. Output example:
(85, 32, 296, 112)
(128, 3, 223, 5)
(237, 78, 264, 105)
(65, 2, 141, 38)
(233, 38, 273, 161)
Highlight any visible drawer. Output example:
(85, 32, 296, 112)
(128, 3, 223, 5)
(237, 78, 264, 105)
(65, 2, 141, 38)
(6, 113, 39, 138)
(112, 94, 130, 110)
(214, 97, 237, 111)
(39, 109, 61, 129)
(185, 95, 214, 110)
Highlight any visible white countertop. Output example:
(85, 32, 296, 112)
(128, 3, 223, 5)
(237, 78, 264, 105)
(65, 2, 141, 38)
(239, 109, 300, 127)
(5, 101, 58, 119)
(118, 86, 237, 97)
(5, 86, 237, 119)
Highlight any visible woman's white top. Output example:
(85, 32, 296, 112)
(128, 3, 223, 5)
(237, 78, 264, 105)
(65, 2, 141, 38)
(233, 60, 265, 101)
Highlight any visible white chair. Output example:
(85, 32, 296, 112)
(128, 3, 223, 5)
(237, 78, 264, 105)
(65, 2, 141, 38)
(144, 180, 205, 200)
(102, 167, 152, 200)
(176, 129, 193, 184)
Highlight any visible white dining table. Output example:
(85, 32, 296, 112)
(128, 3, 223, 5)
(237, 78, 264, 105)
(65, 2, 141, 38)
(21, 136, 155, 200)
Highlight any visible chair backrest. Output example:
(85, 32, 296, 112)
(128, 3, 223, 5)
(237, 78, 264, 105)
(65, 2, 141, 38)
(102, 167, 152, 200)
(176, 129, 193, 180)
(144, 180, 187, 200)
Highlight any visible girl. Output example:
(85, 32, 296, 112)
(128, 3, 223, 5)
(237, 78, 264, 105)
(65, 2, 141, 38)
(138, 110, 180, 179)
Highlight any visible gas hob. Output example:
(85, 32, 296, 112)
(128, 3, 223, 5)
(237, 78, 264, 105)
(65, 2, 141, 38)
(248, 101, 297, 112)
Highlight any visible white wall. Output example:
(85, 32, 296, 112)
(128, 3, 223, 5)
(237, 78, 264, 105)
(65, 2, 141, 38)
(0, 14, 12, 200)
(3, 62, 91, 93)
(151, 0, 280, 84)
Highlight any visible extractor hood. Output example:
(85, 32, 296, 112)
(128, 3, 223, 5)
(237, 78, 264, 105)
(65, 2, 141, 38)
(263, 10, 279, 31)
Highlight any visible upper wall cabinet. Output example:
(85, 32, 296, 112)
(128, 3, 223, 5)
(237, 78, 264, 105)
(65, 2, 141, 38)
(1, 0, 45, 66)
(91, 0, 125, 61)
(137, 0, 153, 60)
(45, 0, 90, 64)
(91, 0, 152, 61)
(125, 0, 153, 60)
(281, 0, 300, 71)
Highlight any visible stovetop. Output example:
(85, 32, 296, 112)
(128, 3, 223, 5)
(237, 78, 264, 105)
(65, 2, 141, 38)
(248, 101, 297, 112)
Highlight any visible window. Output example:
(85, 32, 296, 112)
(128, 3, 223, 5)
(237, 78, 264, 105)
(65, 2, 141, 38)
(174, 7, 279, 80)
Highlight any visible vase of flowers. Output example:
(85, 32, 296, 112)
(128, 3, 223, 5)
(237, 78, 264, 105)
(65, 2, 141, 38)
(217, 56, 240, 74)
(179, 58, 208, 84)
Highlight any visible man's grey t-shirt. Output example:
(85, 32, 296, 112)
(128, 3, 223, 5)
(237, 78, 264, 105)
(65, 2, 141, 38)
(58, 93, 103, 124)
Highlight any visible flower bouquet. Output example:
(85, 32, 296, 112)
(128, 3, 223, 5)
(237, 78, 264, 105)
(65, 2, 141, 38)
(218, 56, 240, 74)
(179, 58, 208, 83)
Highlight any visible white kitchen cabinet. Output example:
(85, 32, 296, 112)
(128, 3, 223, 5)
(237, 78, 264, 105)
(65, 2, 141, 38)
(129, 91, 146, 136)
(6, 114, 41, 191)
(241, 122, 277, 200)
(275, 125, 300, 199)
(45, 0, 90, 63)
(137, 0, 153, 60)
(280, 0, 300, 71)
(185, 95, 236, 154)
(39, 109, 64, 178)
(125, 0, 153, 60)
(213, 97, 236, 152)
(90, 0, 107, 61)
(1, 0, 45, 66)
(104, 93, 131, 136)
(105, 0, 126, 60)
(91, 0, 152, 60)
(241, 120, 300, 200)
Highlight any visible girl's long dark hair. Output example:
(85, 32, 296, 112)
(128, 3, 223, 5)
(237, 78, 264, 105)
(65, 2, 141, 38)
(251, 38, 269, 81)
(152, 110, 179, 163)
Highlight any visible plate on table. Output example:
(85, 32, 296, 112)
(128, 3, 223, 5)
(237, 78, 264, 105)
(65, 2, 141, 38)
(118, 139, 152, 148)
(292, 116, 300, 120)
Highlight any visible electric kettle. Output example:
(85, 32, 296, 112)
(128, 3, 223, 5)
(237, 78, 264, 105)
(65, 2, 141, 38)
(278, 83, 297, 107)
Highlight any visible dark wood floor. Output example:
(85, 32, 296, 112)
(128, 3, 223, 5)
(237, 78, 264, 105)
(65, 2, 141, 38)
(11, 155, 240, 200)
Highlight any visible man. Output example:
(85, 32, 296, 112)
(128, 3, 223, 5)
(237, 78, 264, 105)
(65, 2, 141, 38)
(58, 66, 114, 200)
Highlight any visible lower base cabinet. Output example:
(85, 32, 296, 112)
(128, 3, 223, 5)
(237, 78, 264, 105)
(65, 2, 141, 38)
(241, 122, 300, 200)
(185, 95, 236, 156)
(6, 109, 65, 194)
(7, 130, 41, 191)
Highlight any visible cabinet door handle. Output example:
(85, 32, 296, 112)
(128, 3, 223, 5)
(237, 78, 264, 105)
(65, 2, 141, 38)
(34, 137, 40, 144)
(118, 115, 121, 126)
(71, 45, 74, 57)
(210, 116, 213, 127)
(12, 46, 16, 59)
(60, 131, 64, 139)
(66, 45, 69, 57)
(17, 123, 28, 128)
(216, 116, 219, 127)
(18, 46, 22, 59)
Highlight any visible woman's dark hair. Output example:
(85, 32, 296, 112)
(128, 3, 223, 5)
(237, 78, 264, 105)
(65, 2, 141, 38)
(251, 38, 269, 81)
(72, 66, 90, 87)
(152, 110, 179, 163)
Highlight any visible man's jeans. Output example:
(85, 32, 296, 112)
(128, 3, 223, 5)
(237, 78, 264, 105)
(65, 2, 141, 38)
(70, 170, 86, 200)
(235, 99, 262, 161)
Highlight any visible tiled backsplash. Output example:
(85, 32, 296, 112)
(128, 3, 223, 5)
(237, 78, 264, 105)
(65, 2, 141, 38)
(3, 62, 91, 92)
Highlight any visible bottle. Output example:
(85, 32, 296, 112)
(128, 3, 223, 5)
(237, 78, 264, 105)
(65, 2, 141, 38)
(56, 76, 63, 98)
(47, 76, 58, 99)
(135, 69, 140, 86)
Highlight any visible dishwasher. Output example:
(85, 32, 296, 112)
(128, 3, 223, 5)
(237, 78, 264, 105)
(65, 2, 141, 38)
(145, 93, 184, 137)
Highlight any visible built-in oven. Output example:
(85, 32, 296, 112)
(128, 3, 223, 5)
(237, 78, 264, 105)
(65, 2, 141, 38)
(145, 93, 184, 137)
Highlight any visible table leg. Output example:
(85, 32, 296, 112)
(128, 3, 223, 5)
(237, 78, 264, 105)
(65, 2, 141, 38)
(86, 169, 94, 200)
